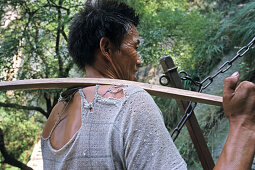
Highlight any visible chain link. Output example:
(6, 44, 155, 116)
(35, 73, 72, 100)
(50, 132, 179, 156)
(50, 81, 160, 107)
(169, 37, 255, 141)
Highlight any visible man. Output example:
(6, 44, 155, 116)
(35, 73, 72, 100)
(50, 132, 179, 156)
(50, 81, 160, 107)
(41, 0, 255, 169)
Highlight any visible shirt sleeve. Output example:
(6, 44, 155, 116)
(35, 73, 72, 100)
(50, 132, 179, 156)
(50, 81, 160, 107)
(121, 90, 187, 170)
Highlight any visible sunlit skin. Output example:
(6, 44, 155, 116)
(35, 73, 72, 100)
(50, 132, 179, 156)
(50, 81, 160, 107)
(214, 73, 255, 170)
(42, 25, 141, 150)
(86, 25, 141, 81)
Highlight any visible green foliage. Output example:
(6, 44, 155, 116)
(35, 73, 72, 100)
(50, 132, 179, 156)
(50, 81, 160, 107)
(0, 107, 41, 168)
(0, 0, 83, 80)
(124, 0, 226, 81)
(0, 0, 83, 168)
(220, 1, 255, 80)
(221, 1, 255, 46)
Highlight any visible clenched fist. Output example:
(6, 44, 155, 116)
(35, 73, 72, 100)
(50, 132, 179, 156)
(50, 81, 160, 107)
(223, 72, 255, 131)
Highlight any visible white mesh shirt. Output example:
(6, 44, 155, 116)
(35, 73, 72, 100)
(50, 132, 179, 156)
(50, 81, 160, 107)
(41, 84, 187, 170)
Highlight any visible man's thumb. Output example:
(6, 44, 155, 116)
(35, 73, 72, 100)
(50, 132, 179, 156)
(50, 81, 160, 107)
(223, 72, 240, 97)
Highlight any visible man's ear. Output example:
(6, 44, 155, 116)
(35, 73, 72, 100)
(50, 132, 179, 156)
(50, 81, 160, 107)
(99, 37, 113, 62)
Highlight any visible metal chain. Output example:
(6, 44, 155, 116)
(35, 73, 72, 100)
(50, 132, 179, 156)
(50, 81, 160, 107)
(168, 37, 255, 141)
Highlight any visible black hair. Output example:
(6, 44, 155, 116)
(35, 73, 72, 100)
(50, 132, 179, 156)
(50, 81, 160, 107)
(68, 0, 139, 70)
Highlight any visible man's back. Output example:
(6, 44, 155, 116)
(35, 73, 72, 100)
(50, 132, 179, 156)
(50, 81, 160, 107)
(41, 84, 186, 169)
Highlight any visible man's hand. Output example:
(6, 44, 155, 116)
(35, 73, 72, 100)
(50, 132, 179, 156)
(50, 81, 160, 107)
(214, 72, 255, 170)
(223, 72, 255, 131)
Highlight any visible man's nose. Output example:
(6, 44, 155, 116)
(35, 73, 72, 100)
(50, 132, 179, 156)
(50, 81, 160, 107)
(136, 55, 142, 66)
(136, 59, 142, 66)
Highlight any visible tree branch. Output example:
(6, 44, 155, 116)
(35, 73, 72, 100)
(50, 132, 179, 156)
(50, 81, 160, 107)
(63, 62, 74, 77)
(46, 0, 70, 12)
(56, 0, 64, 78)
(53, 93, 60, 108)
(0, 128, 33, 170)
(0, 102, 49, 118)
(43, 92, 53, 116)
(61, 29, 68, 42)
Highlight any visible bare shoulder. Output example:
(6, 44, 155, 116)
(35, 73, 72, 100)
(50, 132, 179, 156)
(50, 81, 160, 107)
(41, 101, 65, 138)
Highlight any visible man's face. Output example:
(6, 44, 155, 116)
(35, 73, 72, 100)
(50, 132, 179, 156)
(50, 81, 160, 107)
(111, 25, 141, 81)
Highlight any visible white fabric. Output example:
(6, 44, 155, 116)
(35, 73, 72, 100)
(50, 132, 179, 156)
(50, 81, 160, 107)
(41, 84, 187, 170)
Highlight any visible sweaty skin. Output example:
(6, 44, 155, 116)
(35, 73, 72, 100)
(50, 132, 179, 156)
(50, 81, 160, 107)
(90, 25, 141, 81)
(42, 25, 141, 150)
(42, 92, 82, 150)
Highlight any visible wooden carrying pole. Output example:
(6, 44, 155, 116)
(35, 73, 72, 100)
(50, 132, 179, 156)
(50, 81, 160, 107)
(0, 78, 222, 106)
(0, 69, 218, 169)
(160, 56, 215, 170)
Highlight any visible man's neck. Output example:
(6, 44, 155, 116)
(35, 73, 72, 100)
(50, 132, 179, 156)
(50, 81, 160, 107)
(85, 65, 105, 78)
